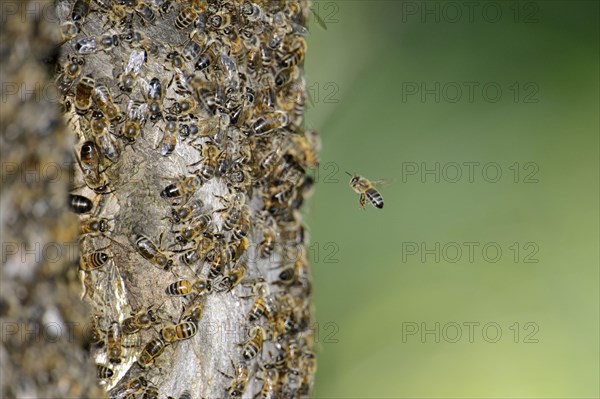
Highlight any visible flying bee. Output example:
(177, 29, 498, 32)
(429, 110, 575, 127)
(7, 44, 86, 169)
(71, 0, 90, 22)
(107, 321, 123, 363)
(91, 110, 121, 162)
(241, 326, 266, 360)
(251, 111, 289, 135)
(160, 175, 200, 204)
(175, 5, 197, 30)
(93, 85, 122, 122)
(144, 77, 164, 121)
(280, 36, 307, 68)
(161, 321, 197, 343)
(174, 214, 212, 244)
(121, 306, 160, 334)
(74, 75, 94, 115)
(137, 338, 166, 368)
(135, 234, 174, 270)
(220, 360, 250, 398)
(121, 101, 147, 143)
(119, 49, 145, 93)
(96, 364, 114, 379)
(347, 173, 384, 209)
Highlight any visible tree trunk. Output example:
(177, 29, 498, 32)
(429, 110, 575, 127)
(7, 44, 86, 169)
(2, 0, 318, 398)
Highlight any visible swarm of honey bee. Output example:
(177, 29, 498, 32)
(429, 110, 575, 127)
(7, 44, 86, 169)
(53, 0, 320, 397)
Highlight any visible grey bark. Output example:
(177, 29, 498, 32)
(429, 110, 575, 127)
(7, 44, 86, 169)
(3, 0, 318, 398)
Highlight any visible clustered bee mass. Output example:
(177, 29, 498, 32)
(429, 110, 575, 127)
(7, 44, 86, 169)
(57, 0, 319, 397)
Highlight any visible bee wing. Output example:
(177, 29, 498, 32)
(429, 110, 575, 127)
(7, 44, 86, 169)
(371, 178, 394, 188)
(310, 7, 328, 31)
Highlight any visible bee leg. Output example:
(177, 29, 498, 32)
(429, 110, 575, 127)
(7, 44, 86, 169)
(359, 194, 367, 210)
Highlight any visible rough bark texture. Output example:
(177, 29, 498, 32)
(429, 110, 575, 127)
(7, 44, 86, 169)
(3, 0, 318, 398)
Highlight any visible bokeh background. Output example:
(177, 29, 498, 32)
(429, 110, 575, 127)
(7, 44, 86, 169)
(303, 1, 599, 397)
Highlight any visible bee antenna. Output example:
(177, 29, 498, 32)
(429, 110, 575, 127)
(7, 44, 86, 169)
(345, 171, 353, 177)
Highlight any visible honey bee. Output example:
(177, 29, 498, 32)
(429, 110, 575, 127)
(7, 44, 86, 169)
(256, 367, 279, 399)
(174, 214, 212, 244)
(347, 173, 384, 209)
(158, 124, 178, 156)
(280, 36, 307, 68)
(175, 5, 197, 30)
(287, 128, 320, 169)
(135, 234, 174, 270)
(80, 217, 111, 237)
(144, 77, 164, 121)
(276, 252, 309, 287)
(142, 385, 159, 399)
(167, 278, 212, 297)
(220, 360, 250, 398)
(160, 175, 200, 204)
(170, 199, 204, 224)
(216, 261, 247, 292)
(168, 97, 197, 118)
(91, 110, 121, 162)
(274, 66, 299, 88)
(121, 100, 148, 143)
(96, 364, 114, 379)
(93, 85, 123, 122)
(241, 0, 262, 21)
(166, 50, 185, 71)
(118, 376, 148, 397)
(189, 142, 219, 181)
(71, 0, 90, 22)
(121, 306, 160, 334)
(58, 56, 84, 94)
(135, 1, 156, 24)
(119, 49, 145, 92)
(60, 22, 79, 44)
(89, 315, 105, 346)
(137, 338, 166, 368)
(182, 34, 205, 62)
(194, 41, 219, 71)
(161, 321, 197, 343)
(107, 321, 123, 363)
(184, 303, 204, 323)
(69, 194, 93, 214)
(241, 326, 266, 360)
(251, 111, 288, 135)
(74, 75, 94, 115)
(77, 140, 108, 192)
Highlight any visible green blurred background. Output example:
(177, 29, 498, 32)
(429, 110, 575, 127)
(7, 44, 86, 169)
(303, 1, 599, 397)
